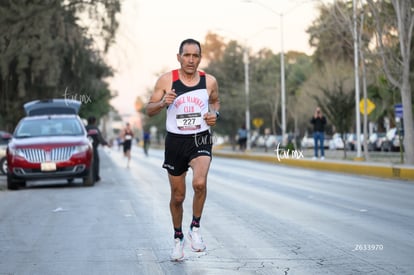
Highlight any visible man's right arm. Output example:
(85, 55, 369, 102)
(146, 73, 170, 117)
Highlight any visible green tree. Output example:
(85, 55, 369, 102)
(307, 1, 355, 67)
(249, 49, 279, 135)
(284, 52, 313, 137)
(0, 0, 120, 131)
(204, 40, 246, 142)
(201, 31, 227, 66)
(201, 32, 313, 144)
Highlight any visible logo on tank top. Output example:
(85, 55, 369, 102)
(174, 95, 206, 131)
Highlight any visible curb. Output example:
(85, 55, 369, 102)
(213, 150, 414, 181)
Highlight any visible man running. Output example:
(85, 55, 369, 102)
(121, 122, 134, 168)
(146, 38, 220, 261)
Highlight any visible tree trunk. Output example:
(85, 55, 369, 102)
(401, 78, 414, 164)
(394, 0, 414, 164)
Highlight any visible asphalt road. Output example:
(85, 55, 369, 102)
(0, 146, 413, 275)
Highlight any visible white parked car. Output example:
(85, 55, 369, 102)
(329, 133, 344, 150)
(253, 135, 283, 148)
(301, 135, 314, 149)
(368, 132, 385, 151)
(381, 128, 402, 152)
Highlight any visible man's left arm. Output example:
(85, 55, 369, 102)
(204, 74, 220, 126)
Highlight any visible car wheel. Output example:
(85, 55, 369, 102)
(83, 162, 95, 187)
(7, 173, 25, 190)
(0, 157, 7, 175)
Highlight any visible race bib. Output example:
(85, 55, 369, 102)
(176, 113, 202, 130)
(125, 134, 132, 140)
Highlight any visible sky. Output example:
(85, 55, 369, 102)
(106, 0, 324, 117)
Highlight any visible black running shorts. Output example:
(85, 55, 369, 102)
(123, 140, 132, 153)
(163, 130, 212, 176)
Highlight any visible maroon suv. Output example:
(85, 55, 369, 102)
(6, 99, 95, 190)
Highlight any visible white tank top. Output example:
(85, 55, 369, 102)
(166, 70, 210, 134)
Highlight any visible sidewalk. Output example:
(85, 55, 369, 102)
(213, 145, 414, 181)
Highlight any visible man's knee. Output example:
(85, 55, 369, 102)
(171, 193, 185, 205)
(192, 178, 206, 193)
(171, 184, 186, 204)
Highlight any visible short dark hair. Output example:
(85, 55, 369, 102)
(87, 116, 96, 125)
(179, 38, 201, 55)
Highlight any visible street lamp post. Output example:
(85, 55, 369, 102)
(280, 13, 286, 146)
(353, 0, 362, 158)
(243, 47, 251, 151)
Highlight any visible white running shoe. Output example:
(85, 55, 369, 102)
(170, 238, 185, 261)
(188, 227, 206, 252)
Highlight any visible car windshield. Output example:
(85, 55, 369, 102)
(15, 117, 85, 138)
